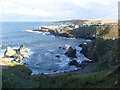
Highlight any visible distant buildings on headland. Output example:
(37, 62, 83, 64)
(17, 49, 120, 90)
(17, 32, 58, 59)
(36, 21, 118, 31)
(65, 21, 118, 27)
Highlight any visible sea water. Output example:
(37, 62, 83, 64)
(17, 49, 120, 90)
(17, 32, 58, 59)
(0, 22, 91, 75)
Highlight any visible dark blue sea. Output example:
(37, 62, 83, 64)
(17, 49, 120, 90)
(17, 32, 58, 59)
(0, 22, 91, 75)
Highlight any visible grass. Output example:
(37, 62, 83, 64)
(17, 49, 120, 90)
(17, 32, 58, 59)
(93, 63, 110, 72)
(2, 63, 120, 88)
(38, 67, 119, 88)
(67, 25, 118, 39)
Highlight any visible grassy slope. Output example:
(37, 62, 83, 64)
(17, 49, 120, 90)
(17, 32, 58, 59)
(2, 61, 120, 88)
(68, 25, 118, 39)
(38, 65, 120, 88)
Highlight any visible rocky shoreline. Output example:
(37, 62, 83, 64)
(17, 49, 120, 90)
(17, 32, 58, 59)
(1, 24, 105, 76)
(3, 24, 114, 75)
(1, 45, 30, 63)
(1, 43, 94, 75)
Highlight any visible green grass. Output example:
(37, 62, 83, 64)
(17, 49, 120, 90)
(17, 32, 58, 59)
(38, 67, 119, 88)
(2, 60, 120, 88)
(94, 63, 110, 72)
(67, 25, 118, 39)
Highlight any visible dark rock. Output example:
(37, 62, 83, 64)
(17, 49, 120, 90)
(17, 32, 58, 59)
(68, 60, 79, 66)
(10, 56, 16, 58)
(55, 55, 60, 58)
(79, 43, 87, 47)
(53, 70, 57, 72)
(59, 46, 66, 49)
(65, 47, 77, 58)
(103, 60, 108, 63)
(80, 43, 88, 55)
(79, 60, 91, 68)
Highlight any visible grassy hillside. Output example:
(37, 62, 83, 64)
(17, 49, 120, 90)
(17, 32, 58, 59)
(68, 25, 118, 39)
(2, 60, 120, 88)
(38, 65, 120, 88)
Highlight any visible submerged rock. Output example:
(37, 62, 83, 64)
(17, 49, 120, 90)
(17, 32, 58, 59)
(65, 47, 77, 58)
(4, 46, 16, 57)
(55, 55, 60, 58)
(53, 70, 57, 72)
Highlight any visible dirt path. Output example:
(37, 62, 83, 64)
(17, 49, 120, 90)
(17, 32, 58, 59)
(42, 62, 100, 76)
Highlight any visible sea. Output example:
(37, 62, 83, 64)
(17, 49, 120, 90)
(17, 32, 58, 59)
(0, 22, 91, 75)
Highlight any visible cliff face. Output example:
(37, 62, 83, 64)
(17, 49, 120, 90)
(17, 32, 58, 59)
(81, 38, 119, 66)
(78, 25, 119, 67)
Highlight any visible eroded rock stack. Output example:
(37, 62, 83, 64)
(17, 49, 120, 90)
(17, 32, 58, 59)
(65, 46, 77, 58)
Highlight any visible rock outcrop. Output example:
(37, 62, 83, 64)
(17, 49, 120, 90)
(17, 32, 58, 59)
(4, 45, 28, 63)
(65, 47, 77, 58)
(4, 46, 16, 57)
(79, 38, 119, 67)
(55, 55, 60, 58)
(79, 43, 88, 55)
(68, 60, 79, 66)
(79, 60, 92, 68)
(18, 45, 28, 54)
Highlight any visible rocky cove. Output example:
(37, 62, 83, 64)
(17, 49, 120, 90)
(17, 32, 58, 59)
(1, 42, 93, 75)
(1, 22, 119, 88)
(4, 24, 116, 75)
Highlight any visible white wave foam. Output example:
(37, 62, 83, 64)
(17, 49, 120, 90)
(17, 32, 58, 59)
(26, 30, 52, 36)
(4, 58, 14, 62)
(36, 31, 43, 34)
(86, 40, 92, 41)
(26, 29, 35, 33)
(0, 49, 6, 58)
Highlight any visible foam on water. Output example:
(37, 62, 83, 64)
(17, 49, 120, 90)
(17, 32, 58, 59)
(26, 30, 35, 33)
(0, 49, 5, 58)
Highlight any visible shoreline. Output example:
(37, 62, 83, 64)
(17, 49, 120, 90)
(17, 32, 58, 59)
(34, 61, 99, 76)
(1, 25, 97, 76)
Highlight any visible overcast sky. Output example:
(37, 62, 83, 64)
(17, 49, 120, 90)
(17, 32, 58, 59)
(0, 0, 119, 22)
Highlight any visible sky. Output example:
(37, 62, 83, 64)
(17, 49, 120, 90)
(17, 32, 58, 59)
(0, 0, 119, 22)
